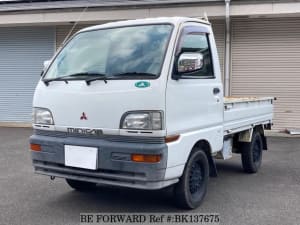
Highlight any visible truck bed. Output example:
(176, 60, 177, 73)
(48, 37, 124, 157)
(224, 97, 274, 135)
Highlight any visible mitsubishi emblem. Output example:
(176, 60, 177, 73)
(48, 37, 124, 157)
(80, 112, 88, 120)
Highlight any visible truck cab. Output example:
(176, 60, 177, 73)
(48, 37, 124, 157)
(30, 17, 273, 209)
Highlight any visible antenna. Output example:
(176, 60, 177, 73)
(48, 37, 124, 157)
(203, 12, 209, 21)
(60, 5, 89, 48)
(194, 12, 209, 22)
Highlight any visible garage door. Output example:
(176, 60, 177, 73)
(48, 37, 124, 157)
(0, 27, 55, 123)
(231, 18, 300, 131)
(211, 20, 225, 81)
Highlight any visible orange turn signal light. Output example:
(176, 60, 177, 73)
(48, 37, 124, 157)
(30, 144, 41, 151)
(165, 135, 180, 143)
(131, 154, 161, 163)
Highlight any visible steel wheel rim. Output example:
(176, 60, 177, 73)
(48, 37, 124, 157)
(189, 160, 204, 197)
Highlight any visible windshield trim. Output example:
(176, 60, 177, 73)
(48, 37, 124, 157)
(42, 23, 174, 82)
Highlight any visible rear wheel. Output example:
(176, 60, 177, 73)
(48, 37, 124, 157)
(66, 179, 97, 191)
(174, 148, 209, 209)
(241, 131, 263, 173)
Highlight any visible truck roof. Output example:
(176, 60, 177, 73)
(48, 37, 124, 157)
(79, 17, 210, 33)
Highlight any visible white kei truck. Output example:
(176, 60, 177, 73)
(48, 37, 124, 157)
(30, 17, 274, 209)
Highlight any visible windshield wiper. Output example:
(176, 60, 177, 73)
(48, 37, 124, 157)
(43, 76, 69, 86)
(43, 72, 107, 86)
(112, 72, 158, 78)
(85, 72, 158, 85)
(85, 74, 109, 85)
(44, 72, 157, 86)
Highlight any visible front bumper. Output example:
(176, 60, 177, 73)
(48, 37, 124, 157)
(30, 130, 178, 190)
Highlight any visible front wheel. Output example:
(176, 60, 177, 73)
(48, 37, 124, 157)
(66, 179, 97, 191)
(174, 148, 209, 209)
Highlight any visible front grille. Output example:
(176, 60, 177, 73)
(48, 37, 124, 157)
(34, 129, 165, 144)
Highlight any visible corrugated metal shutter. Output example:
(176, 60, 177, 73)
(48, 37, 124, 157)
(211, 20, 225, 81)
(56, 24, 95, 49)
(0, 27, 55, 122)
(231, 18, 300, 130)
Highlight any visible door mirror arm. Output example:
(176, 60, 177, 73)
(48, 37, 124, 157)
(172, 73, 181, 81)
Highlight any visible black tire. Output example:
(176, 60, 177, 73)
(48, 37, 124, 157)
(241, 131, 263, 173)
(174, 148, 209, 209)
(66, 179, 97, 191)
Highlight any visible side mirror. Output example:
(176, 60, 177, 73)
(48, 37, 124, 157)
(175, 52, 204, 78)
(41, 60, 51, 76)
(43, 60, 51, 70)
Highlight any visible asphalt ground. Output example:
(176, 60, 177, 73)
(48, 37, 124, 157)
(0, 128, 299, 225)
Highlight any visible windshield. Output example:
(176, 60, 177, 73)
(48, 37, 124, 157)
(44, 24, 173, 80)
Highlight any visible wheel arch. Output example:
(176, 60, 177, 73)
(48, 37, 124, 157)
(192, 139, 218, 177)
(237, 125, 267, 150)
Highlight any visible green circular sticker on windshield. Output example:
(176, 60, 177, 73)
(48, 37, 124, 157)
(135, 81, 150, 88)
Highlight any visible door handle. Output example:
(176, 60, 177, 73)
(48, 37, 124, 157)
(213, 87, 220, 95)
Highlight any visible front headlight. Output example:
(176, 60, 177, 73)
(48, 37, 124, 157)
(121, 111, 163, 130)
(33, 108, 54, 125)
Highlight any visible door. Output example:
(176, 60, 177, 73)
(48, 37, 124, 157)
(166, 23, 223, 153)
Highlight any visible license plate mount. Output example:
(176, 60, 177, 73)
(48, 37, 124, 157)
(64, 145, 98, 170)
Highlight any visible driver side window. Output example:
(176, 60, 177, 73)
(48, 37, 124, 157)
(177, 27, 214, 78)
